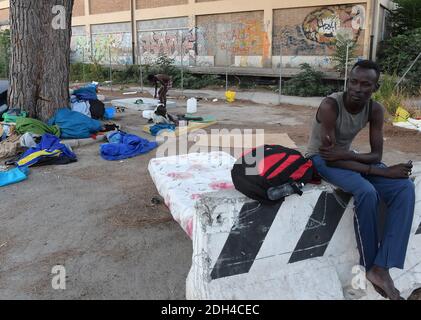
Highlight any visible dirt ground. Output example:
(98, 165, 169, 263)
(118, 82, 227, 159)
(0, 90, 420, 300)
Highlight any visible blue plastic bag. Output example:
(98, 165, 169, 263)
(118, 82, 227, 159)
(104, 107, 116, 120)
(0, 167, 29, 187)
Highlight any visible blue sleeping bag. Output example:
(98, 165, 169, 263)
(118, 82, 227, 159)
(48, 108, 103, 139)
(100, 131, 158, 161)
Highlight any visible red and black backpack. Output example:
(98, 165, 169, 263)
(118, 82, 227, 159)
(231, 145, 315, 204)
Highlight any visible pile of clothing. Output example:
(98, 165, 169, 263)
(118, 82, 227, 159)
(0, 124, 22, 160)
(0, 80, 8, 118)
(70, 83, 105, 120)
(148, 104, 177, 136)
(0, 133, 77, 188)
(100, 131, 158, 161)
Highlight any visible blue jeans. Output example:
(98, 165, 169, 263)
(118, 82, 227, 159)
(311, 155, 415, 270)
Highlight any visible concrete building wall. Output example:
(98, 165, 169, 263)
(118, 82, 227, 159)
(73, 0, 85, 17)
(0, 8, 8, 22)
(136, 0, 188, 10)
(90, 0, 130, 15)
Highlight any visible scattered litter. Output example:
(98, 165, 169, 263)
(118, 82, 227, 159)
(393, 119, 421, 132)
(0, 242, 7, 249)
(213, 99, 218, 102)
(104, 107, 116, 120)
(123, 92, 137, 95)
(393, 106, 421, 131)
(225, 90, 236, 103)
(187, 98, 198, 114)
(151, 196, 164, 205)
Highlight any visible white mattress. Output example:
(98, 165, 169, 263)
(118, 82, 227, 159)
(148, 152, 236, 239)
(111, 97, 177, 111)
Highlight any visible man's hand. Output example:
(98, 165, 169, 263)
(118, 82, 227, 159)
(319, 135, 353, 162)
(383, 163, 413, 179)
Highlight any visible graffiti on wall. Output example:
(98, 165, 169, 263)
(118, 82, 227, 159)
(197, 20, 269, 56)
(92, 33, 133, 64)
(70, 33, 133, 64)
(139, 28, 196, 64)
(274, 4, 366, 57)
(70, 36, 87, 62)
(302, 5, 365, 44)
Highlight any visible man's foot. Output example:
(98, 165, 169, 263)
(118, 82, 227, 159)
(366, 266, 404, 300)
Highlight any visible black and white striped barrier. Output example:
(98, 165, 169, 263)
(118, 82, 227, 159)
(186, 163, 421, 300)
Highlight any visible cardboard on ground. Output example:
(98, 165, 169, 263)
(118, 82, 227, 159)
(193, 132, 297, 149)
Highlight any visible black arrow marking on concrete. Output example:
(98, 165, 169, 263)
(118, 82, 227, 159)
(210, 200, 283, 280)
(288, 189, 352, 264)
(416, 223, 421, 235)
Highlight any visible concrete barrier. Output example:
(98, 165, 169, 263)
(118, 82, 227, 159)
(148, 153, 421, 299)
(186, 164, 421, 300)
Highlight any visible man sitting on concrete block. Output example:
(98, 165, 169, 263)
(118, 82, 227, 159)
(306, 60, 415, 300)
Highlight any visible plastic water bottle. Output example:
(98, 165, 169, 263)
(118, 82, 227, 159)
(187, 98, 197, 114)
(267, 182, 304, 201)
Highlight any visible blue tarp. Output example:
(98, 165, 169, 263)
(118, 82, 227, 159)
(72, 83, 98, 101)
(48, 108, 102, 139)
(150, 124, 176, 136)
(100, 131, 158, 161)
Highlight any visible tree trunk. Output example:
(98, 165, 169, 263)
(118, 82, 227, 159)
(8, 0, 74, 122)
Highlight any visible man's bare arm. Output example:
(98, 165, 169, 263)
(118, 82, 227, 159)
(318, 97, 338, 147)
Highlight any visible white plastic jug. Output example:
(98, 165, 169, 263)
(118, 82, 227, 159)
(187, 98, 198, 114)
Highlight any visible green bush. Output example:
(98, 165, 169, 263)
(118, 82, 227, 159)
(141, 55, 221, 89)
(70, 62, 108, 83)
(372, 74, 405, 115)
(283, 63, 335, 97)
(0, 29, 10, 78)
(70, 54, 224, 89)
(377, 28, 421, 95)
(390, 0, 421, 36)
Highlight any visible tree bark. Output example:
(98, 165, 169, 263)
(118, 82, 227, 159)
(8, 0, 74, 122)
